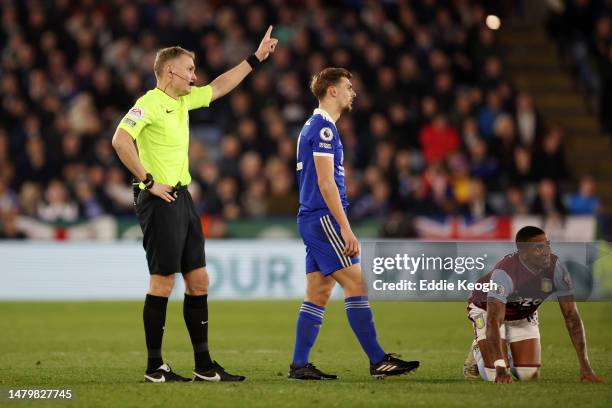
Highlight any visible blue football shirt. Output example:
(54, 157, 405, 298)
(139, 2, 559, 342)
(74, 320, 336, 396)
(296, 108, 348, 223)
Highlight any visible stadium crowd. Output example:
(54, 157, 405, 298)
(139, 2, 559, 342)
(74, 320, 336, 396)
(0, 0, 602, 239)
(547, 0, 612, 138)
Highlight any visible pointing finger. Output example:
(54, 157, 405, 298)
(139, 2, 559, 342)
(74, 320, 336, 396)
(264, 25, 273, 39)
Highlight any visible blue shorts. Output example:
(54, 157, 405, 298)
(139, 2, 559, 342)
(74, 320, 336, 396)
(298, 214, 360, 276)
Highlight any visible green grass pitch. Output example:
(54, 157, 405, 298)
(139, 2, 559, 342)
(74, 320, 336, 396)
(1, 301, 610, 407)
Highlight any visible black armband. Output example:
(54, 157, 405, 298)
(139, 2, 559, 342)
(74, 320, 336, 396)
(143, 173, 154, 190)
(246, 54, 261, 69)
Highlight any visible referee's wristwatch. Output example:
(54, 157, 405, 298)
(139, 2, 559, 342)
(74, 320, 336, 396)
(143, 173, 154, 190)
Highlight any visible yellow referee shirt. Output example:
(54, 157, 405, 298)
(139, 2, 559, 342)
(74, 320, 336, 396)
(117, 86, 213, 188)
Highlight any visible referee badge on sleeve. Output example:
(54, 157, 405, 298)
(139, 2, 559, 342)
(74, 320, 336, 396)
(122, 118, 136, 127)
(127, 107, 144, 120)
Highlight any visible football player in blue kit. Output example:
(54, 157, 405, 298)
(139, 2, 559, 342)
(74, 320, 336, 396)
(288, 67, 420, 380)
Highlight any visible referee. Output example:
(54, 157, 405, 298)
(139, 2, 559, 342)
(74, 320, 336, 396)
(112, 26, 277, 382)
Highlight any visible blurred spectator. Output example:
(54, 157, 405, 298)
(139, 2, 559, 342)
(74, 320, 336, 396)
(459, 179, 494, 219)
(509, 146, 535, 185)
(37, 180, 79, 223)
(74, 178, 105, 220)
(503, 185, 530, 216)
(242, 178, 267, 218)
(380, 211, 417, 238)
(478, 90, 504, 139)
(568, 176, 601, 215)
(0, 177, 18, 212)
(514, 92, 542, 148)
(490, 114, 517, 177)
(265, 170, 298, 216)
(0, 209, 26, 239)
(531, 126, 570, 181)
(468, 138, 498, 186)
(530, 179, 567, 217)
(419, 113, 460, 163)
(351, 181, 391, 221)
(18, 182, 42, 218)
(104, 167, 134, 214)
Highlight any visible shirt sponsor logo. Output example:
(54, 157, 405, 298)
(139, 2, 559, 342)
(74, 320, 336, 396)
(319, 142, 332, 149)
(319, 127, 333, 142)
(127, 107, 144, 119)
(122, 117, 136, 127)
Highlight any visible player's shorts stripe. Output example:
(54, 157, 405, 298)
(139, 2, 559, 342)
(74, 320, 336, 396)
(320, 216, 348, 268)
(323, 215, 351, 267)
(325, 215, 352, 266)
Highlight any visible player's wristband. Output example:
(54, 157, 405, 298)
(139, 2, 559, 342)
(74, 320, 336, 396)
(493, 359, 507, 369)
(143, 173, 154, 190)
(246, 54, 260, 69)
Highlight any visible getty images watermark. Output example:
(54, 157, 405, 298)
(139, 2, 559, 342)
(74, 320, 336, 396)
(360, 241, 611, 301)
(371, 253, 497, 292)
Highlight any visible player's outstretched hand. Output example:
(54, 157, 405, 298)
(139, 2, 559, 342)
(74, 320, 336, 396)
(580, 368, 604, 383)
(340, 226, 360, 257)
(255, 25, 278, 62)
(494, 371, 513, 384)
(149, 182, 176, 203)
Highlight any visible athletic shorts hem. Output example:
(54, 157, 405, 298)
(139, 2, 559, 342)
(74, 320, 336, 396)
(468, 303, 540, 343)
(181, 262, 206, 274)
(308, 262, 361, 277)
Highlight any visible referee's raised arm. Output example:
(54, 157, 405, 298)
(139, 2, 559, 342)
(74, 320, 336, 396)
(208, 25, 278, 102)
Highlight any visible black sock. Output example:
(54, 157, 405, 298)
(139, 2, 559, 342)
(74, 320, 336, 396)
(143, 294, 168, 373)
(183, 293, 213, 370)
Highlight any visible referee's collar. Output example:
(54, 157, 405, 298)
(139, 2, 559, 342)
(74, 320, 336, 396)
(314, 108, 335, 124)
(154, 87, 179, 103)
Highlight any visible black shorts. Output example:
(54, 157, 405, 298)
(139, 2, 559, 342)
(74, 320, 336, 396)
(135, 187, 205, 275)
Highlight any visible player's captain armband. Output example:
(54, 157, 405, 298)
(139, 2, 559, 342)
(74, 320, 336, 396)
(487, 269, 513, 303)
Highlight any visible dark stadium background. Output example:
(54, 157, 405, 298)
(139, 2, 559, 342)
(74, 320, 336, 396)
(0, 0, 610, 242)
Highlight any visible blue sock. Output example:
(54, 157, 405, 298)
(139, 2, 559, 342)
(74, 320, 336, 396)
(345, 296, 386, 364)
(291, 301, 325, 367)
